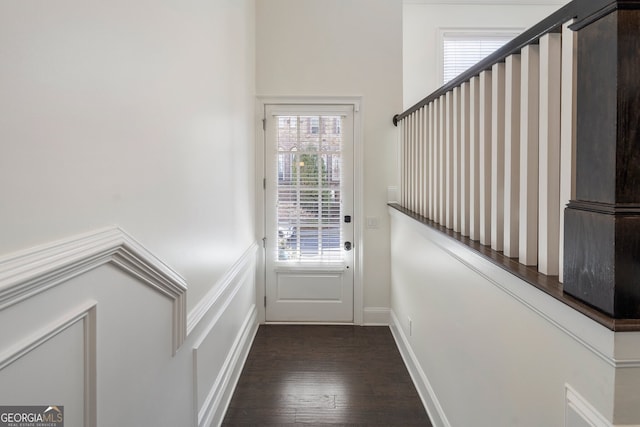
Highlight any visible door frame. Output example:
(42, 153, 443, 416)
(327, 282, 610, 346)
(255, 96, 364, 325)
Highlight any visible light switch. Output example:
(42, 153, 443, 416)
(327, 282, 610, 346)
(366, 216, 379, 229)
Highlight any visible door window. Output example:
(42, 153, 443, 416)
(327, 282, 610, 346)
(275, 115, 344, 262)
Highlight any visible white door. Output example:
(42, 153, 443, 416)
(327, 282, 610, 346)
(264, 104, 354, 322)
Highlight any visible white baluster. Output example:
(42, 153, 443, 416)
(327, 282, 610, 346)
(479, 70, 493, 246)
(519, 45, 540, 266)
(407, 114, 414, 210)
(538, 33, 562, 276)
(491, 63, 505, 251)
(418, 107, 425, 217)
(504, 54, 521, 258)
(412, 112, 418, 213)
(429, 102, 435, 220)
(469, 76, 481, 241)
(460, 81, 471, 237)
(453, 86, 462, 233)
(415, 112, 421, 212)
(446, 91, 454, 229)
(434, 98, 440, 224)
(423, 105, 429, 217)
(439, 96, 446, 225)
(401, 118, 407, 206)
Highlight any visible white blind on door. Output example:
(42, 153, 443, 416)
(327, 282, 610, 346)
(274, 115, 344, 262)
(443, 33, 518, 84)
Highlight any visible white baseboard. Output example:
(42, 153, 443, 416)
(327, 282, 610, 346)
(389, 309, 451, 427)
(363, 307, 390, 325)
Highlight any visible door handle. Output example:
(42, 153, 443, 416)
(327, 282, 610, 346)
(344, 241, 352, 251)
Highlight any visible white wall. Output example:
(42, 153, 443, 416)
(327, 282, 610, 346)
(256, 0, 403, 321)
(403, 1, 568, 109)
(389, 208, 640, 427)
(0, 0, 256, 311)
(0, 1, 259, 426)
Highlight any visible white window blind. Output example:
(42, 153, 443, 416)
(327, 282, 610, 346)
(275, 115, 344, 262)
(443, 33, 519, 84)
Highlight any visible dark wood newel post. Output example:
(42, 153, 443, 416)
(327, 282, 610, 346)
(564, 0, 640, 318)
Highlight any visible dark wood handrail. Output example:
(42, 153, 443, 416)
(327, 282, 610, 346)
(393, 0, 640, 126)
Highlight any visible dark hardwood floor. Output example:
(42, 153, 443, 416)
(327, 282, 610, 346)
(222, 325, 432, 426)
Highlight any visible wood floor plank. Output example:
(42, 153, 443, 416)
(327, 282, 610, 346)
(222, 325, 432, 426)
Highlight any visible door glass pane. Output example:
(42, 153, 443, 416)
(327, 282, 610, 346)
(276, 115, 343, 262)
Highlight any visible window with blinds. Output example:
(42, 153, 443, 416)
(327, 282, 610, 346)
(442, 32, 519, 84)
(275, 115, 344, 262)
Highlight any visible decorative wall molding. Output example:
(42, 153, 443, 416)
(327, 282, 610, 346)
(363, 307, 391, 325)
(194, 305, 258, 427)
(565, 384, 612, 427)
(188, 242, 259, 335)
(390, 310, 452, 427)
(190, 245, 258, 426)
(389, 208, 640, 369)
(0, 301, 97, 427)
(0, 227, 188, 354)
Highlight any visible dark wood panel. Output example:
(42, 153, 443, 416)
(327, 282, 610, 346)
(564, 206, 640, 318)
(563, 207, 616, 315)
(222, 325, 432, 426)
(575, 10, 617, 203)
(575, 8, 640, 204)
(565, 6, 640, 317)
(615, 10, 640, 203)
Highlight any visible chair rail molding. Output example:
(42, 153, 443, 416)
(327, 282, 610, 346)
(187, 242, 259, 335)
(0, 227, 188, 354)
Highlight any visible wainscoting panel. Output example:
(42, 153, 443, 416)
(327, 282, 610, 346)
(0, 302, 96, 427)
(192, 259, 258, 425)
(194, 304, 258, 427)
(389, 208, 638, 426)
(565, 385, 611, 427)
(0, 228, 260, 427)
